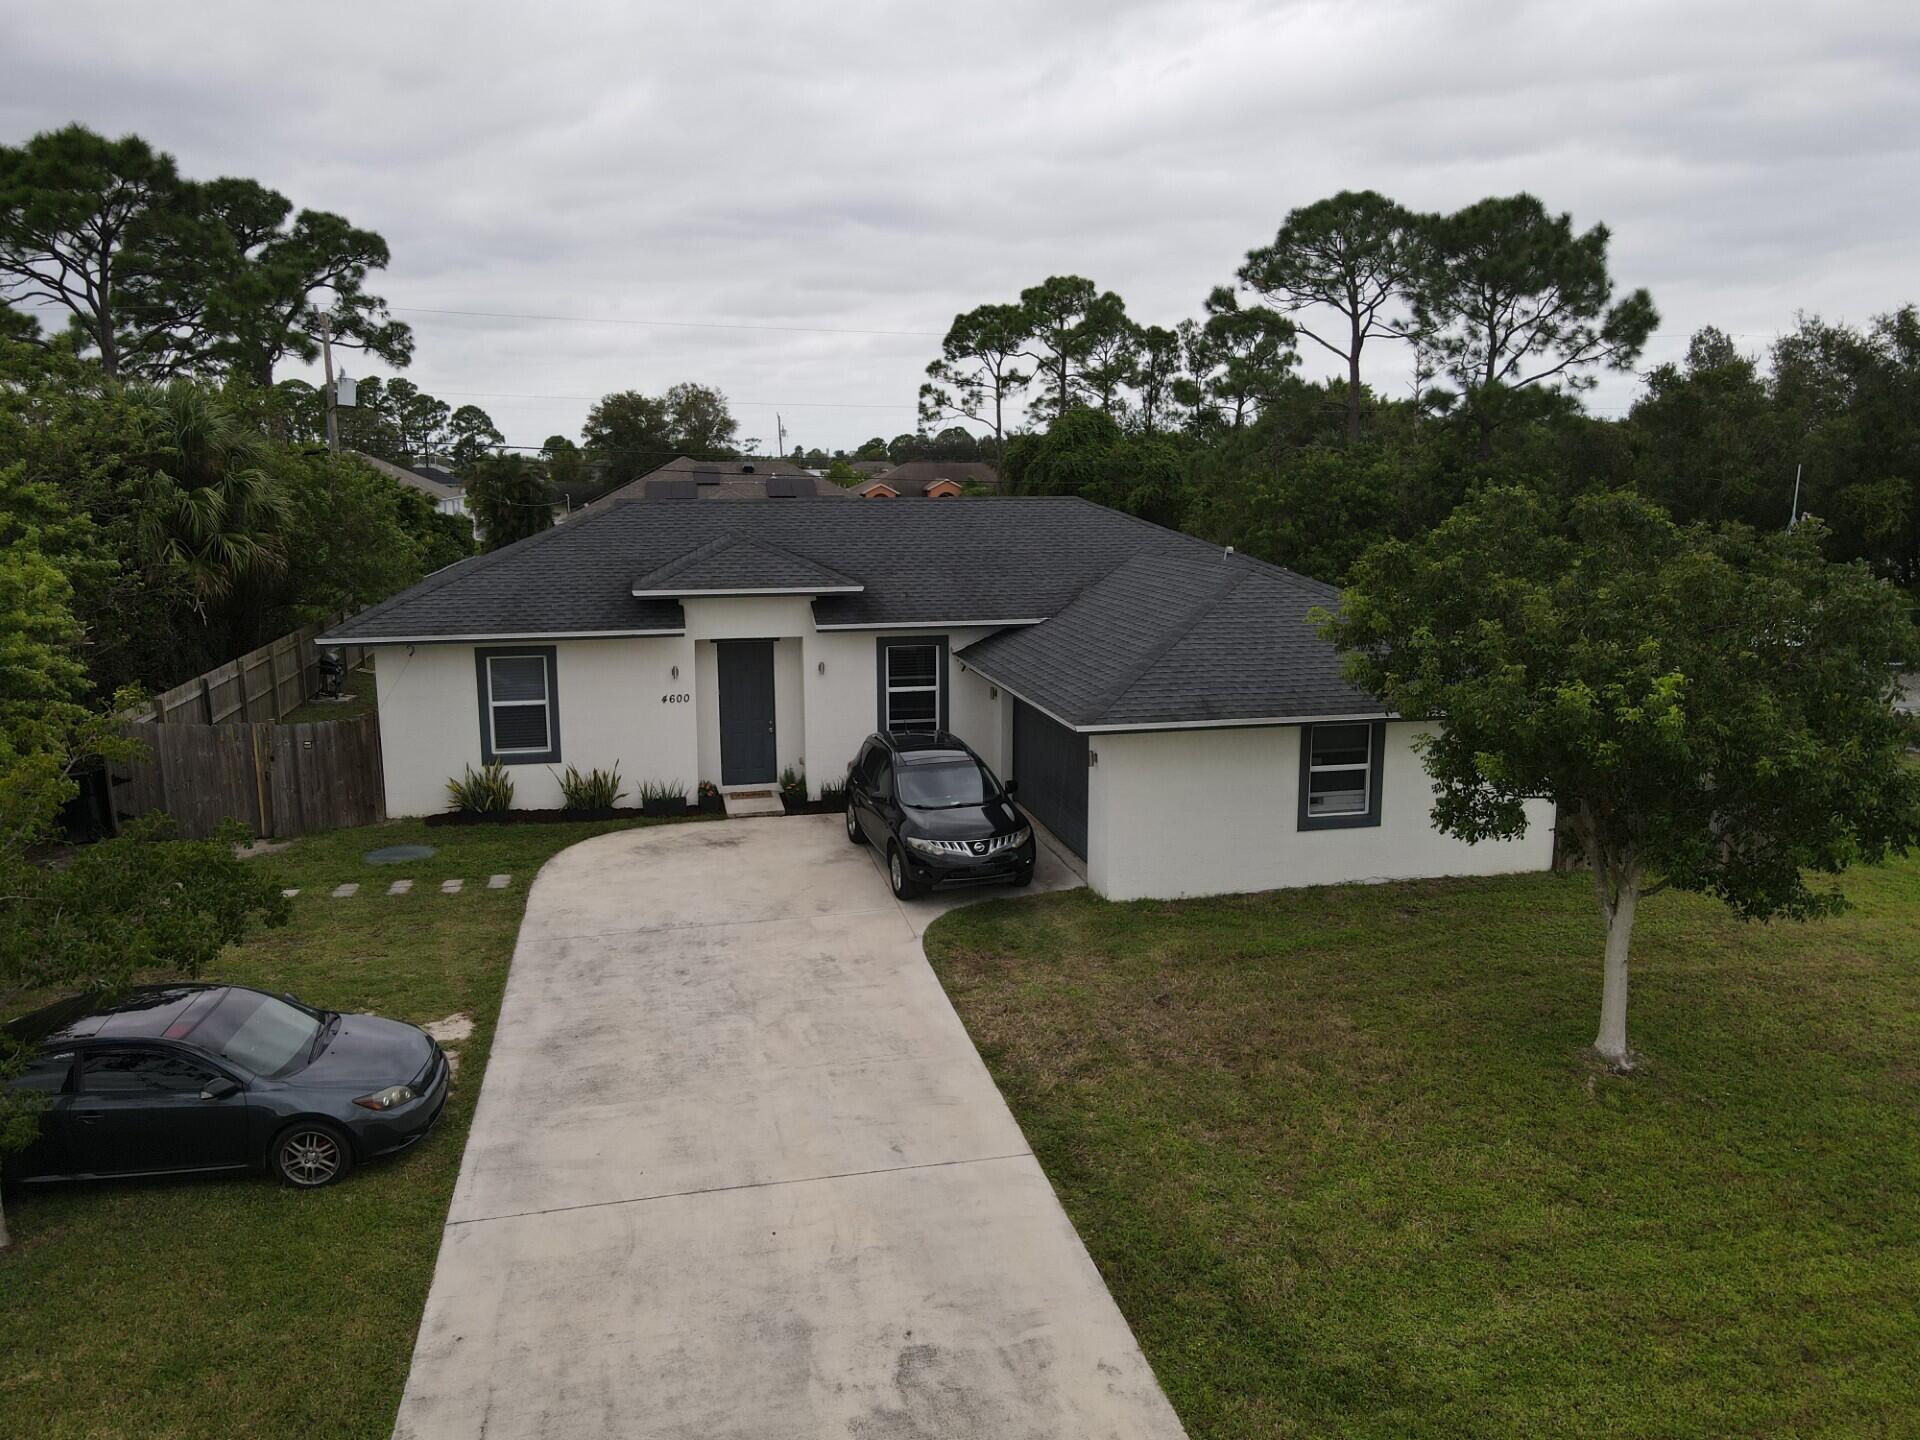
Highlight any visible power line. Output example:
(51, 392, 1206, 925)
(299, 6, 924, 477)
(404, 384, 913, 410)
(389, 304, 941, 339)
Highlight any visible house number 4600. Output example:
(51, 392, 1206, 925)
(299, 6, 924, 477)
(660, 692, 691, 704)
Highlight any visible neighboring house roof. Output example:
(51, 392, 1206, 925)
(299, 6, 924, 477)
(631, 533, 863, 597)
(849, 459, 893, 475)
(859, 460, 1001, 496)
(597, 455, 839, 503)
(411, 462, 463, 488)
(351, 451, 463, 504)
(955, 550, 1377, 729)
(322, 497, 1380, 728)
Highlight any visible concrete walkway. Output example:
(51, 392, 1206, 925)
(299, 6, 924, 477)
(393, 815, 1185, 1439)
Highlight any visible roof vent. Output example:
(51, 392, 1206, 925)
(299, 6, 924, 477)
(740, 462, 756, 473)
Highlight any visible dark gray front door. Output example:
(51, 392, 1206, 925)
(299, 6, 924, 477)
(1013, 699, 1088, 859)
(717, 640, 777, 785)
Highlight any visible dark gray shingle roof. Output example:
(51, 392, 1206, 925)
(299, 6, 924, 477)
(632, 534, 862, 596)
(323, 497, 1380, 726)
(955, 550, 1381, 727)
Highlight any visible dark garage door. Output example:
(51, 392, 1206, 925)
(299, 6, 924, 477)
(1013, 700, 1089, 859)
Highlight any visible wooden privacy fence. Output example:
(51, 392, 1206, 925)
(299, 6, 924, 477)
(111, 713, 385, 840)
(141, 614, 369, 726)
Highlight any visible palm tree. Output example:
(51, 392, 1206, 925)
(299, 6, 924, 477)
(132, 380, 287, 614)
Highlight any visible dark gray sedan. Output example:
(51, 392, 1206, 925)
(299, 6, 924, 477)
(2, 984, 449, 1188)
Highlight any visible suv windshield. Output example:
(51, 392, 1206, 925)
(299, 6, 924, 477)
(186, 990, 323, 1078)
(897, 757, 1000, 809)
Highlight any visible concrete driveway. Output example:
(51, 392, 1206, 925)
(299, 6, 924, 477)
(392, 815, 1186, 1439)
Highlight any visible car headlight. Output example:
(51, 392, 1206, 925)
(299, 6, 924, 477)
(353, 1085, 416, 1111)
(1011, 826, 1032, 847)
(904, 835, 942, 855)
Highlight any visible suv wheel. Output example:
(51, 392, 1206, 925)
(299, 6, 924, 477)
(888, 844, 925, 900)
(845, 805, 864, 845)
(271, 1122, 354, 1188)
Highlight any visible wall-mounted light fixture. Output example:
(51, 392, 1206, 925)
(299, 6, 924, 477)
(989, 685, 998, 700)
(817, 660, 826, 675)
(671, 664, 680, 679)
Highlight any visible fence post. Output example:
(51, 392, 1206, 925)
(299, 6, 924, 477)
(200, 677, 215, 725)
(265, 644, 281, 722)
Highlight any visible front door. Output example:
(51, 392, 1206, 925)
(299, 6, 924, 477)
(717, 640, 777, 786)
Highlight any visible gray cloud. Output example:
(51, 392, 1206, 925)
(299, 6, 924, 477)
(4, 0, 1915, 445)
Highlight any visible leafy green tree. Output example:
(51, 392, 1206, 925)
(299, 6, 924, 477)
(1328, 487, 1920, 1067)
(0, 465, 92, 759)
(664, 381, 737, 456)
(132, 380, 288, 616)
(1130, 324, 1184, 436)
(919, 302, 1030, 468)
(0, 125, 187, 377)
(1018, 275, 1103, 421)
(444, 405, 504, 469)
(853, 436, 890, 461)
(385, 378, 452, 464)
(925, 426, 981, 462)
(886, 432, 927, 463)
(1175, 288, 1298, 431)
(582, 390, 674, 484)
(0, 706, 289, 1246)
(1627, 327, 1785, 531)
(1415, 194, 1657, 457)
(1239, 190, 1425, 441)
(464, 454, 553, 550)
(1074, 292, 1139, 415)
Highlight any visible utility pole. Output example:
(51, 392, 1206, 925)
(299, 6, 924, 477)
(320, 314, 339, 454)
(776, 412, 786, 461)
(1787, 462, 1802, 530)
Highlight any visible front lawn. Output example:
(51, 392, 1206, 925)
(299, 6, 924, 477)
(0, 815, 685, 1440)
(924, 859, 1920, 1439)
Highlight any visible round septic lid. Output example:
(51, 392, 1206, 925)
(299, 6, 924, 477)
(363, 844, 436, 865)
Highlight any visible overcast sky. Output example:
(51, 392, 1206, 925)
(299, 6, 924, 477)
(5, 1, 1917, 453)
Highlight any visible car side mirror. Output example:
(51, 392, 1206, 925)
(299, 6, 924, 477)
(1002, 780, 1019, 796)
(201, 1076, 242, 1101)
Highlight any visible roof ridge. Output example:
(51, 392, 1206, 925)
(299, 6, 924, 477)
(1080, 553, 1257, 721)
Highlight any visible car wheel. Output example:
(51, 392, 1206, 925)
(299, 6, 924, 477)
(1010, 866, 1035, 888)
(271, 1122, 354, 1188)
(888, 844, 925, 900)
(845, 805, 864, 845)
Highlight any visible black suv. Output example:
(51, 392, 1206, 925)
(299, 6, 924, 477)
(846, 731, 1037, 899)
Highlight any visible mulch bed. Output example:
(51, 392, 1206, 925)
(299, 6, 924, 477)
(425, 805, 698, 827)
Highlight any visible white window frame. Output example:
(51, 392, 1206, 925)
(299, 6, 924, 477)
(476, 647, 561, 764)
(877, 636, 947, 733)
(1299, 720, 1382, 830)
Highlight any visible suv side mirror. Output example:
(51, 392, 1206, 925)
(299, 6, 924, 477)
(1002, 780, 1019, 796)
(200, 1076, 242, 1101)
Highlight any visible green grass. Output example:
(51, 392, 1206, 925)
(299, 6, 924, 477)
(924, 859, 1920, 1439)
(0, 814, 695, 1440)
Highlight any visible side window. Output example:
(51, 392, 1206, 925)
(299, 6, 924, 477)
(475, 647, 561, 765)
(873, 757, 894, 801)
(18, 1051, 75, 1094)
(1298, 721, 1385, 831)
(82, 1050, 216, 1095)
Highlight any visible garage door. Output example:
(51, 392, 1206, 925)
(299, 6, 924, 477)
(1012, 700, 1089, 859)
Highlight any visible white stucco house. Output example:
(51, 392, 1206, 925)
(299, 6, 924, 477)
(321, 495, 1553, 901)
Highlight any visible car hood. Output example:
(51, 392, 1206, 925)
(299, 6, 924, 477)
(901, 797, 1026, 840)
(297, 1014, 435, 1089)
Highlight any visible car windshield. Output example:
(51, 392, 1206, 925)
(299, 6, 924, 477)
(186, 990, 323, 1078)
(897, 757, 1000, 809)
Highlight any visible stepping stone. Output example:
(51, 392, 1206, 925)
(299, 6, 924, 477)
(281, 888, 299, 898)
(388, 879, 413, 895)
(486, 874, 511, 889)
(440, 878, 463, 894)
(722, 789, 784, 818)
(330, 883, 358, 899)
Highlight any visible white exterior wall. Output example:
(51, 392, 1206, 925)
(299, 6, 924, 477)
(373, 635, 696, 815)
(801, 626, 1001, 797)
(372, 606, 1009, 814)
(1084, 721, 1554, 902)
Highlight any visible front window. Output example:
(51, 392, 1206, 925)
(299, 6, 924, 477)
(476, 647, 561, 764)
(897, 758, 1000, 810)
(186, 990, 323, 1078)
(879, 638, 945, 732)
(1300, 721, 1383, 830)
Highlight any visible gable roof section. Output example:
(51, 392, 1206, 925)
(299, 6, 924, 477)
(872, 460, 1001, 492)
(323, 497, 1213, 643)
(351, 450, 462, 503)
(631, 533, 863, 597)
(955, 550, 1382, 729)
(599, 454, 835, 503)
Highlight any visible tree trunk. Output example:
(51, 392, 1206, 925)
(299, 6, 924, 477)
(1591, 858, 1641, 1068)
(1346, 313, 1363, 442)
